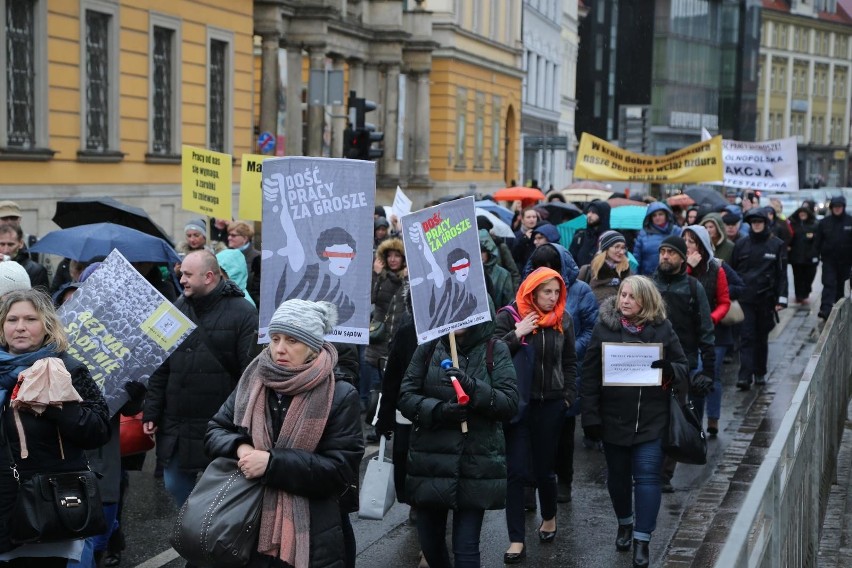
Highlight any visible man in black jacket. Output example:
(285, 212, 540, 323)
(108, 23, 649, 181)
(814, 195, 852, 319)
(0, 223, 49, 291)
(731, 208, 788, 390)
(143, 250, 258, 507)
(570, 201, 612, 267)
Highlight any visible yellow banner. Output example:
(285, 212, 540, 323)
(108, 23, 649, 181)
(181, 145, 233, 219)
(238, 153, 269, 221)
(574, 133, 724, 184)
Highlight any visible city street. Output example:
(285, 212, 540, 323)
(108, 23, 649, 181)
(116, 271, 824, 568)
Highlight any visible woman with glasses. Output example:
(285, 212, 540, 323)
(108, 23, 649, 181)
(577, 230, 633, 305)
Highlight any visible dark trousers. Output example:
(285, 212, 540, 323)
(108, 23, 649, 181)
(505, 398, 563, 543)
(792, 263, 818, 301)
(340, 510, 355, 568)
(820, 261, 851, 315)
(392, 423, 412, 503)
(416, 507, 485, 568)
(738, 302, 775, 383)
(554, 415, 576, 487)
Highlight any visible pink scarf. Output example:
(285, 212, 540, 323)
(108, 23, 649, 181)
(233, 344, 337, 567)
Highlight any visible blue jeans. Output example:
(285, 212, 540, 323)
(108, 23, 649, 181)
(164, 458, 198, 508)
(703, 345, 728, 421)
(504, 398, 563, 543)
(604, 438, 664, 542)
(417, 507, 485, 568)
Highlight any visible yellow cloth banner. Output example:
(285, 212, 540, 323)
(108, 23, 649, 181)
(238, 153, 269, 221)
(181, 145, 233, 219)
(574, 133, 724, 184)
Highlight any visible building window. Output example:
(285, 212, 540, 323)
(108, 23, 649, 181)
(5, 0, 34, 148)
(474, 91, 484, 169)
(151, 26, 173, 154)
(84, 11, 109, 151)
(455, 87, 467, 169)
(206, 28, 233, 153)
(491, 95, 501, 171)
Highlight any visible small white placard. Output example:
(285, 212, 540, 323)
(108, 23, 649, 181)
(602, 342, 663, 386)
(392, 186, 413, 220)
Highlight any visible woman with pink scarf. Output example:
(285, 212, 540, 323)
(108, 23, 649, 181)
(205, 299, 364, 568)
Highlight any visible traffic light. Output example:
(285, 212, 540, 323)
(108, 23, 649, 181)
(345, 91, 384, 161)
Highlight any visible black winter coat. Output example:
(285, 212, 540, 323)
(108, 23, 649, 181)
(730, 230, 789, 306)
(652, 269, 715, 374)
(494, 304, 577, 405)
(581, 297, 688, 447)
(789, 208, 819, 265)
(376, 315, 417, 436)
(814, 210, 852, 264)
(0, 353, 110, 552)
(205, 374, 364, 568)
(143, 279, 258, 471)
(398, 319, 518, 511)
(13, 252, 49, 291)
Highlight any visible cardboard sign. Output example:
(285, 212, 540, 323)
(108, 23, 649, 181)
(181, 145, 233, 219)
(238, 153, 269, 220)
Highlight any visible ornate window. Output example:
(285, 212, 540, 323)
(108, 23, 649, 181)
(455, 87, 467, 170)
(491, 95, 501, 171)
(474, 91, 485, 169)
(5, 0, 34, 148)
(84, 10, 109, 151)
(151, 26, 173, 154)
(208, 39, 226, 152)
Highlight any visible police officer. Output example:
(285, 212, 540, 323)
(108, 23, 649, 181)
(814, 195, 852, 320)
(730, 208, 787, 390)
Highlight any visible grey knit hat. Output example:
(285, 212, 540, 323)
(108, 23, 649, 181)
(184, 218, 206, 235)
(0, 261, 31, 297)
(598, 230, 626, 252)
(268, 299, 338, 352)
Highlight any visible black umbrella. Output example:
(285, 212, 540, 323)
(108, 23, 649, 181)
(53, 197, 175, 246)
(536, 202, 583, 224)
(684, 187, 728, 213)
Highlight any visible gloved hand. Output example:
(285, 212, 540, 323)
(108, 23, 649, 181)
(689, 374, 714, 397)
(583, 424, 603, 442)
(651, 359, 675, 377)
(124, 381, 147, 403)
(375, 418, 394, 439)
(434, 402, 468, 425)
(444, 367, 476, 396)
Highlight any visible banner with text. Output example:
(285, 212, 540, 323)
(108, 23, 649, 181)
(239, 153, 268, 220)
(574, 133, 724, 184)
(401, 197, 491, 344)
(701, 129, 799, 192)
(181, 145, 233, 220)
(259, 157, 375, 344)
(57, 251, 196, 416)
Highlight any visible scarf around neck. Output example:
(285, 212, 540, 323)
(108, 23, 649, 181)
(516, 267, 566, 334)
(0, 345, 59, 408)
(234, 344, 337, 568)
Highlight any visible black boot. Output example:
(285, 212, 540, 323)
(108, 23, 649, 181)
(616, 524, 632, 551)
(633, 539, 649, 568)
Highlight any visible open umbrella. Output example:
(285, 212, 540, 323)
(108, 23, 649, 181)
(474, 208, 514, 239)
(610, 206, 647, 230)
(537, 202, 583, 224)
(564, 180, 611, 190)
(560, 188, 614, 203)
(607, 197, 646, 208)
(30, 223, 181, 264)
(53, 197, 175, 246)
(493, 187, 546, 202)
(685, 187, 728, 211)
(475, 200, 514, 224)
(667, 194, 695, 208)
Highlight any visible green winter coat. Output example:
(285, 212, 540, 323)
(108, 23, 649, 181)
(479, 229, 514, 310)
(398, 316, 518, 511)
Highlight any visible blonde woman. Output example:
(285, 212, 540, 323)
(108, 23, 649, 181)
(577, 230, 632, 305)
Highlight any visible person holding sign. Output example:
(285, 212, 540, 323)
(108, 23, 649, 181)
(581, 276, 688, 568)
(398, 314, 518, 568)
(494, 267, 577, 563)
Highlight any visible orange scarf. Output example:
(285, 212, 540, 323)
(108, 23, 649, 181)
(516, 267, 566, 334)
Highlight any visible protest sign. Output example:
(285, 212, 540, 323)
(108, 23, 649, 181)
(392, 186, 413, 220)
(574, 133, 724, 184)
(181, 145, 233, 220)
(700, 128, 799, 192)
(401, 197, 491, 344)
(57, 251, 196, 416)
(239, 153, 268, 220)
(259, 157, 375, 344)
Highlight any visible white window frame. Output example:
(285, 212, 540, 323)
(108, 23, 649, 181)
(79, 0, 121, 156)
(0, 0, 49, 152)
(206, 26, 234, 154)
(148, 13, 182, 157)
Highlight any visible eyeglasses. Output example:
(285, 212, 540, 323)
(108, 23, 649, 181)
(227, 233, 243, 238)
(609, 244, 626, 251)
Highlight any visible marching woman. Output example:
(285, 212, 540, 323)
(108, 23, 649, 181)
(398, 310, 518, 568)
(494, 267, 577, 564)
(205, 299, 364, 568)
(581, 276, 688, 568)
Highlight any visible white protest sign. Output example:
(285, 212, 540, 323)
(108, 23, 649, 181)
(392, 186, 413, 220)
(602, 343, 663, 387)
(400, 197, 491, 344)
(701, 128, 799, 192)
(259, 157, 375, 344)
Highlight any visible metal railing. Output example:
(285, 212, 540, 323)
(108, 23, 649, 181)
(715, 298, 852, 568)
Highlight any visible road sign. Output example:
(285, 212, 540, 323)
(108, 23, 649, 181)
(258, 131, 275, 153)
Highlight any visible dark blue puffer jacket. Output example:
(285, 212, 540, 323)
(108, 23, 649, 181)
(633, 202, 682, 275)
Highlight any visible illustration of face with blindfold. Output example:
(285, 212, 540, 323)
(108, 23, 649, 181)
(447, 248, 471, 283)
(317, 227, 357, 276)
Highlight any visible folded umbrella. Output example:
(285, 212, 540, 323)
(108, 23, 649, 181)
(53, 197, 175, 246)
(30, 223, 181, 264)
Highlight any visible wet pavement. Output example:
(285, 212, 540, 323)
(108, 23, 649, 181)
(117, 272, 825, 568)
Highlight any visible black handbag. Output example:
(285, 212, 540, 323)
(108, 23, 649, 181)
(3, 419, 106, 544)
(170, 457, 264, 568)
(368, 319, 388, 344)
(662, 389, 707, 465)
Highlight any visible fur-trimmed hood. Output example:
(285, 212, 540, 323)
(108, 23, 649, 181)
(376, 237, 406, 266)
(597, 295, 664, 331)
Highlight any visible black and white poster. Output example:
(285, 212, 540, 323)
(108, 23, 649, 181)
(259, 157, 375, 343)
(401, 197, 491, 344)
(57, 251, 196, 416)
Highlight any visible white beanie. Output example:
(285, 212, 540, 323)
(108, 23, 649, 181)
(0, 261, 31, 297)
(268, 300, 337, 352)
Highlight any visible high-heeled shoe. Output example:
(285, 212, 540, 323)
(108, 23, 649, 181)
(616, 524, 633, 551)
(538, 521, 557, 543)
(633, 539, 650, 568)
(503, 545, 526, 564)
